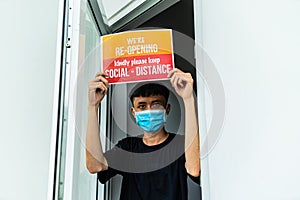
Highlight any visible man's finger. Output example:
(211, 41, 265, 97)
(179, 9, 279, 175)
(171, 74, 182, 88)
(98, 76, 109, 87)
(89, 81, 107, 93)
(91, 75, 109, 88)
(168, 68, 182, 78)
(95, 72, 107, 78)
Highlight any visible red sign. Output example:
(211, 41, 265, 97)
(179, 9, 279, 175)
(101, 29, 174, 84)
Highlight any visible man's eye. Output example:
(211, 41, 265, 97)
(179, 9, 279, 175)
(151, 103, 164, 109)
(137, 105, 146, 109)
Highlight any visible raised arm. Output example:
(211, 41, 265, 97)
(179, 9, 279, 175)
(168, 68, 200, 177)
(86, 72, 109, 174)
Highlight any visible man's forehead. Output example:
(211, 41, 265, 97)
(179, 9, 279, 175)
(133, 95, 166, 104)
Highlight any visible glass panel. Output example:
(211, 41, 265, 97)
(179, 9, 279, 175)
(56, 0, 71, 199)
(71, 1, 103, 200)
(57, 1, 201, 200)
(96, 0, 180, 31)
(57, 0, 105, 199)
(99, 0, 147, 25)
(57, 62, 70, 200)
(93, 0, 202, 199)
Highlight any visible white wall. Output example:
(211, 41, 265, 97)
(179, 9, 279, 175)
(198, 0, 300, 199)
(0, 0, 59, 199)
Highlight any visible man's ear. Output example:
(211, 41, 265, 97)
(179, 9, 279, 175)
(166, 104, 171, 115)
(130, 107, 136, 118)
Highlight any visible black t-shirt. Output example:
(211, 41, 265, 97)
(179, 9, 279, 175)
(98, 133, 200, 200)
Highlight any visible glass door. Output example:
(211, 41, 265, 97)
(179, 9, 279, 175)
(55, 0, 110, 199)
(54, 0, 203, 200)
(92, 0, 202, 200)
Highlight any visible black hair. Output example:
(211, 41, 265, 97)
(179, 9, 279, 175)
(130, 83, 170, 105)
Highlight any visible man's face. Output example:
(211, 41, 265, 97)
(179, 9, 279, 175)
(131, 95, 170, 117)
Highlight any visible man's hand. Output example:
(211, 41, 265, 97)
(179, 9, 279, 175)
(88, 72, 109, 107)
(168, 68, 194, 99)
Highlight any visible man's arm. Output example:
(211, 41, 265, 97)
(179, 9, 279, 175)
(169, 68, 200, 177)
(86, 72, 109, 174)
(183, 96, 200, 177)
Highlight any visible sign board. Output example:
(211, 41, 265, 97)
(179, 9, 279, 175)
(101, 29, 174, 84)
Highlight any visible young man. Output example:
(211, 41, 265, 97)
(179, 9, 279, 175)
(86, 68, 200, 200)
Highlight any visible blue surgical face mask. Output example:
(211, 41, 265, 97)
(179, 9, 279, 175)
(135, 109, 166, 133)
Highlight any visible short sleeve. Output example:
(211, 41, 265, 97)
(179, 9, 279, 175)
(97, 138, 132, 183)
(97, 167, 118, 184)
(188, 173, 200, 185)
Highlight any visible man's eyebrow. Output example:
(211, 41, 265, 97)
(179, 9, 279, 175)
(151, 100, 163, 103)
(135, 99, 164, 105)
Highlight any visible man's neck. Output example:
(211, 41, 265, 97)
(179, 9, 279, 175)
(143, 129, 169, 146)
